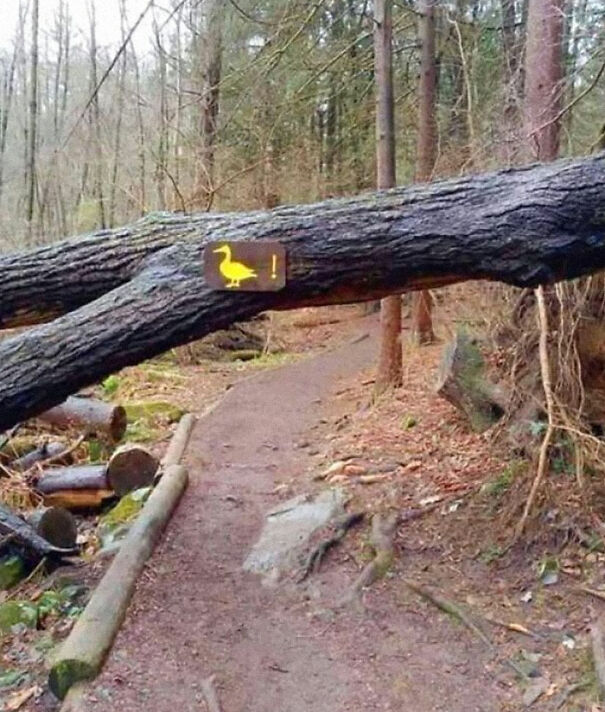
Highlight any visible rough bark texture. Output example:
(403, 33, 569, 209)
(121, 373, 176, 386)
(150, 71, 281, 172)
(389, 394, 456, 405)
(374, 0, 402, 392)
(1, 155, 605, 428)
(523, 0, 564, 160)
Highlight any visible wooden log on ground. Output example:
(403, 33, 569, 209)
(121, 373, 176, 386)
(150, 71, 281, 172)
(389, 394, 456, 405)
(48, 463, 189, 699)
(436, 331, 507, 432)
(2, 155, 605, 429)
(0, 504, 78, 560)
(161, 413, 197, 468)
(26, 507, 78, 549)
(106, 444, 158, 496)
(42, 489, 115, 511)
(40, 397, 126, 441)
(12, 442, 69, 471)
(36, 465, 108, 495)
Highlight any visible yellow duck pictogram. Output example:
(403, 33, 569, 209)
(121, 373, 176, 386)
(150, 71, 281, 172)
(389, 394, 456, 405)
(213, 244, 258, 288)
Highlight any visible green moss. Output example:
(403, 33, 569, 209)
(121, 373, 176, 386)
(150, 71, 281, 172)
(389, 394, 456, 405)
(49, 659, 95, 700)
(124, 400, 186, 442)
(124, 401, 185, 422)
(0, 601, 38, 634)
(0, 556, 24, 590)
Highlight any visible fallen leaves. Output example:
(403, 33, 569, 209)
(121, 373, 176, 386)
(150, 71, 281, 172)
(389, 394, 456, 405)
(3, 685, 41, 711)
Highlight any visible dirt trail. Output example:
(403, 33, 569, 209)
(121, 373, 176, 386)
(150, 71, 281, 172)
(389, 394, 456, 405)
(87, 325, 505, 712)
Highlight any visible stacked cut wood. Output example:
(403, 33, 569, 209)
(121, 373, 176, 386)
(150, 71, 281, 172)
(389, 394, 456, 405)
(36, 444, 159, 510)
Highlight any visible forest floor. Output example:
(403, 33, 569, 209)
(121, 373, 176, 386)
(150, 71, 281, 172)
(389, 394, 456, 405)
(4, 301, 605, 711)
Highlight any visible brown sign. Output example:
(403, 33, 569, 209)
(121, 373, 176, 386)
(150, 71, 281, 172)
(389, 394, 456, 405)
(204, 241, 287, 291)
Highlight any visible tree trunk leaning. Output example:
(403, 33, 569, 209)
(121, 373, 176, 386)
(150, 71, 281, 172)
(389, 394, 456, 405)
(0, 156, 605, 429)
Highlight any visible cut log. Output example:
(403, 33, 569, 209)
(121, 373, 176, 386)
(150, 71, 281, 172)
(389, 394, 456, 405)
(436, 331, 506, 432)
(1, 155, 605, 429)
(36, 465, 108, 495)
(0, 504, 78, 561)
(161, 413, 197, 468)
(26, 507, 78, 549)
(42, 489, 115, 511)
(48, 463, 189, 699)
(12, 442, 69, 471)
(40, 397, 126, 441)
(106, 444, 158, 496)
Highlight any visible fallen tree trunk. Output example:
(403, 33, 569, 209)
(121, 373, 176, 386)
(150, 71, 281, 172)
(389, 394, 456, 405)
(40, 397, 126, 441)
(1, 155, 605, 429)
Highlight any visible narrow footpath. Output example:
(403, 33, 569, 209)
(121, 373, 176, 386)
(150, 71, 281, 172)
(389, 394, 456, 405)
(86, 328, 502, 712)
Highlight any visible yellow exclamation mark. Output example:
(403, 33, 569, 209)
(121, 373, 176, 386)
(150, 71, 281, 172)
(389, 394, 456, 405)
(271, 254, 277, 280)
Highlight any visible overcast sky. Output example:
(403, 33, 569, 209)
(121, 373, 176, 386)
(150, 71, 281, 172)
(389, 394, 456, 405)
(0, 0, 158, 55)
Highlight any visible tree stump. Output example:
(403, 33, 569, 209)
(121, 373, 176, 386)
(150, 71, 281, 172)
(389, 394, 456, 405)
(436, 331, 506, 432)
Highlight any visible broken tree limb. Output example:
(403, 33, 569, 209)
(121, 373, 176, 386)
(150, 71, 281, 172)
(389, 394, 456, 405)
(12, 442, 70, 471)
(40, 397, 127, 441)
(48, 463, 189, 699)
(2, 155, 605, 428)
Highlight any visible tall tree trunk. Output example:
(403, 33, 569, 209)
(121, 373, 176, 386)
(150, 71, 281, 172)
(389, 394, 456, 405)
(523, 0, 564, 161)
(412, 0, 437, 346)
(88, 1, 106, 229)
(26, 0, 39, 241)
(0, 39, 17, 206)
(374, 0, 402, 393)
(192, 0, 223, 209)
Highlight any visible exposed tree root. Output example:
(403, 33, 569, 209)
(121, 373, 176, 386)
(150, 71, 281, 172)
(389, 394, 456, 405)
(515, 285, 555, 541)
(403, 580, 492, 647)
(340, 512, 399, 605)
(297, 511, 364, 582)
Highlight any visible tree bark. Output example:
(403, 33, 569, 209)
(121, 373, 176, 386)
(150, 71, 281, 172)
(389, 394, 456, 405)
(374, 0, 402, 393)
(523, 0, 564, 160)
(40, 397, 126, 441)
(0, 155, 605, 428)
(412, 0, 437, 345)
